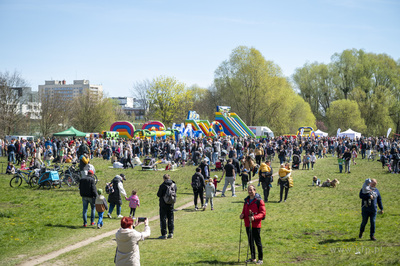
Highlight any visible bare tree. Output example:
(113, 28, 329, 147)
(39, 92, 67, 137)
(131, 79, 151, 121)
(0, 71, 28, 137)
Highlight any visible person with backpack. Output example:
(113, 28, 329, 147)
(157, 174, 177, 239)
(107, 174, 127, 219)
(240, 185, 266, 265)
(192, 167, 206, 210)
(79, 170, 98, 227)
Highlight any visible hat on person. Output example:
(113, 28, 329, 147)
(88, 170, 94, 175)
(120, 173, 126, 180)
(97, 189, 103, 195)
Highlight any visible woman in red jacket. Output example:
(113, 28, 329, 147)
(240, 185, 266, 265)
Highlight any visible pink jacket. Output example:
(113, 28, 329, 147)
(126, 195, 140, 208)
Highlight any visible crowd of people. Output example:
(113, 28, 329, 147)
(2, 133, 396, 265)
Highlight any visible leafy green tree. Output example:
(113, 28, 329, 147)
(326, 99, 366, 135)
(147, 76, 192, 126)
(70, 90, 116, 133)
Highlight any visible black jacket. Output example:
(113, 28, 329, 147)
(157, 179, 177, 207)
(108, 176, 124, 205)
(79, 176, 97, 198)
(191, 172, 205, 190)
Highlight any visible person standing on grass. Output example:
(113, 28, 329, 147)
(95, 188, 108, 229)
(157, 174, 177, 239)
(107, 174, 127, 219)
(240, 185, 266, 265)
(258, 161, 273, 203)
(115, 217, 150, 266)
(191, 167, 205, 210)
(220, 158, 236, 197)
(359, 179, 383, 241)
(79, 170, 97, 227)
(343, 148, 352, 173)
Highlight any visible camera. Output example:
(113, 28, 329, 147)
(137, 217, 146, 223)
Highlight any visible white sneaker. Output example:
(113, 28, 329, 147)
(107, 213, 112, 219)
(117, 215, 123, 218)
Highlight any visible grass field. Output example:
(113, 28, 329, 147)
(1, 154, 400, 265)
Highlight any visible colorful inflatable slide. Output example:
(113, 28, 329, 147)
(185, 111, 217, 137)
(215, 106, 256, 138)
(110, 121, 136, 139)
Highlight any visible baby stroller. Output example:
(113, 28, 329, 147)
(214, 160, 224, 171)
(141, 157, 157, 170)
(38, 167, 61, 189)
(292, 154, 300, 169)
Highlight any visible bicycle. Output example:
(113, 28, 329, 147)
(10, 170, 33, 188)
(64, 164, 98, 186)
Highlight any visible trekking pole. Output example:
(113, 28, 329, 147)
(238, 219, 242, 262)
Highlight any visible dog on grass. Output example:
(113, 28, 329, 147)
(330, 178, 340, 188)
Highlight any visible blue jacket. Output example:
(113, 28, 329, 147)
(359, 188, 383, 212)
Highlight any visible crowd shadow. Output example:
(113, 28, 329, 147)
(44, 223, 83, 229)
(318, 238, 356, 244)
(195, 260, 241, 265)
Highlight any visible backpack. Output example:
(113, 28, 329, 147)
(105, 182, 114, 194)
(254, 199, 266, 220)
(191, 174, 201, 189)
(163, 183, 176, 204)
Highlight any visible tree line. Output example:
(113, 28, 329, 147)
(2, 46, 399, 137)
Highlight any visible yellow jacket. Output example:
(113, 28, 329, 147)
(279, 167, 291, 178)
(259, 163, 271, 173)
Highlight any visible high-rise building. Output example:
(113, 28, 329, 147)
(9, 87, 41, 119)
(38, 79, 103, 100)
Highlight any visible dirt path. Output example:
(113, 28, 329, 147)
(19, 173, 276, 265)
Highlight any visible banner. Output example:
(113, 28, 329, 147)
(337, 128, 341, 137)
(300, 128, 304, 136)
(387, 128, 392, 138)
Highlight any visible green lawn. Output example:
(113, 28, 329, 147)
(1, 155, 399, 265)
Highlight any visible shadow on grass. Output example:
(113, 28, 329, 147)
(182, 208, 197, 212)
(318, 238, 356, 244)
(51, 189, 78, 193)
(44, 223, 85, 229)
(195, 260, 241, 265)
(231, 201, 244, 204)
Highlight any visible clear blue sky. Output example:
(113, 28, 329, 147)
(1, 0, 399, 97)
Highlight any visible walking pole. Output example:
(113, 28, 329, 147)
(238, 219, 242, 262)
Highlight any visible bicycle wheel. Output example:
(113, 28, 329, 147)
(29, 176, 40, 188)
(93, 174, 98, 185)
(10, 175, 23, 188)
(63, 173, 73, 187)
(43, 181, 52, 189)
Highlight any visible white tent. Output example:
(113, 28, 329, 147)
(314, 129, 328, 137)
(339, 128, 361, 140)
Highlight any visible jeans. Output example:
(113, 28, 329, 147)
(212, 152, 218, 165)
(246, 227, 263, 261)
(339, 164, 343, 173)
(160, 205, 174, 236)
(130, 208, 136, 217)
(222, 176, 235, 196)
(8, 151, 15, 164)
(361, 149, 366, 159)
(345, 160, 351, 172)
(360, 208, 377, 237)
(97, 212, 104, 226)
(82, 197, 95, 225)
(108, 203, 121, 216)
(205, 197, 214, 208)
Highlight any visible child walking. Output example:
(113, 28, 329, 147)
(125, 190, 140, 218)
(338, 156, 344, 173)
(95, 189, 108, 229)
(203, 178, 215, 211)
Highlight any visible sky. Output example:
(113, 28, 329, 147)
(0, 0, 399, 97)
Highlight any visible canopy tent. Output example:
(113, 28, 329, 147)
(53, 127, 87, 137)
(314, 129, 328, 137)
(339, 128, 361, 140)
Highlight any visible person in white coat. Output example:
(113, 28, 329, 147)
(203, 178, 216, 211)
(115, 216, 151, 266)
